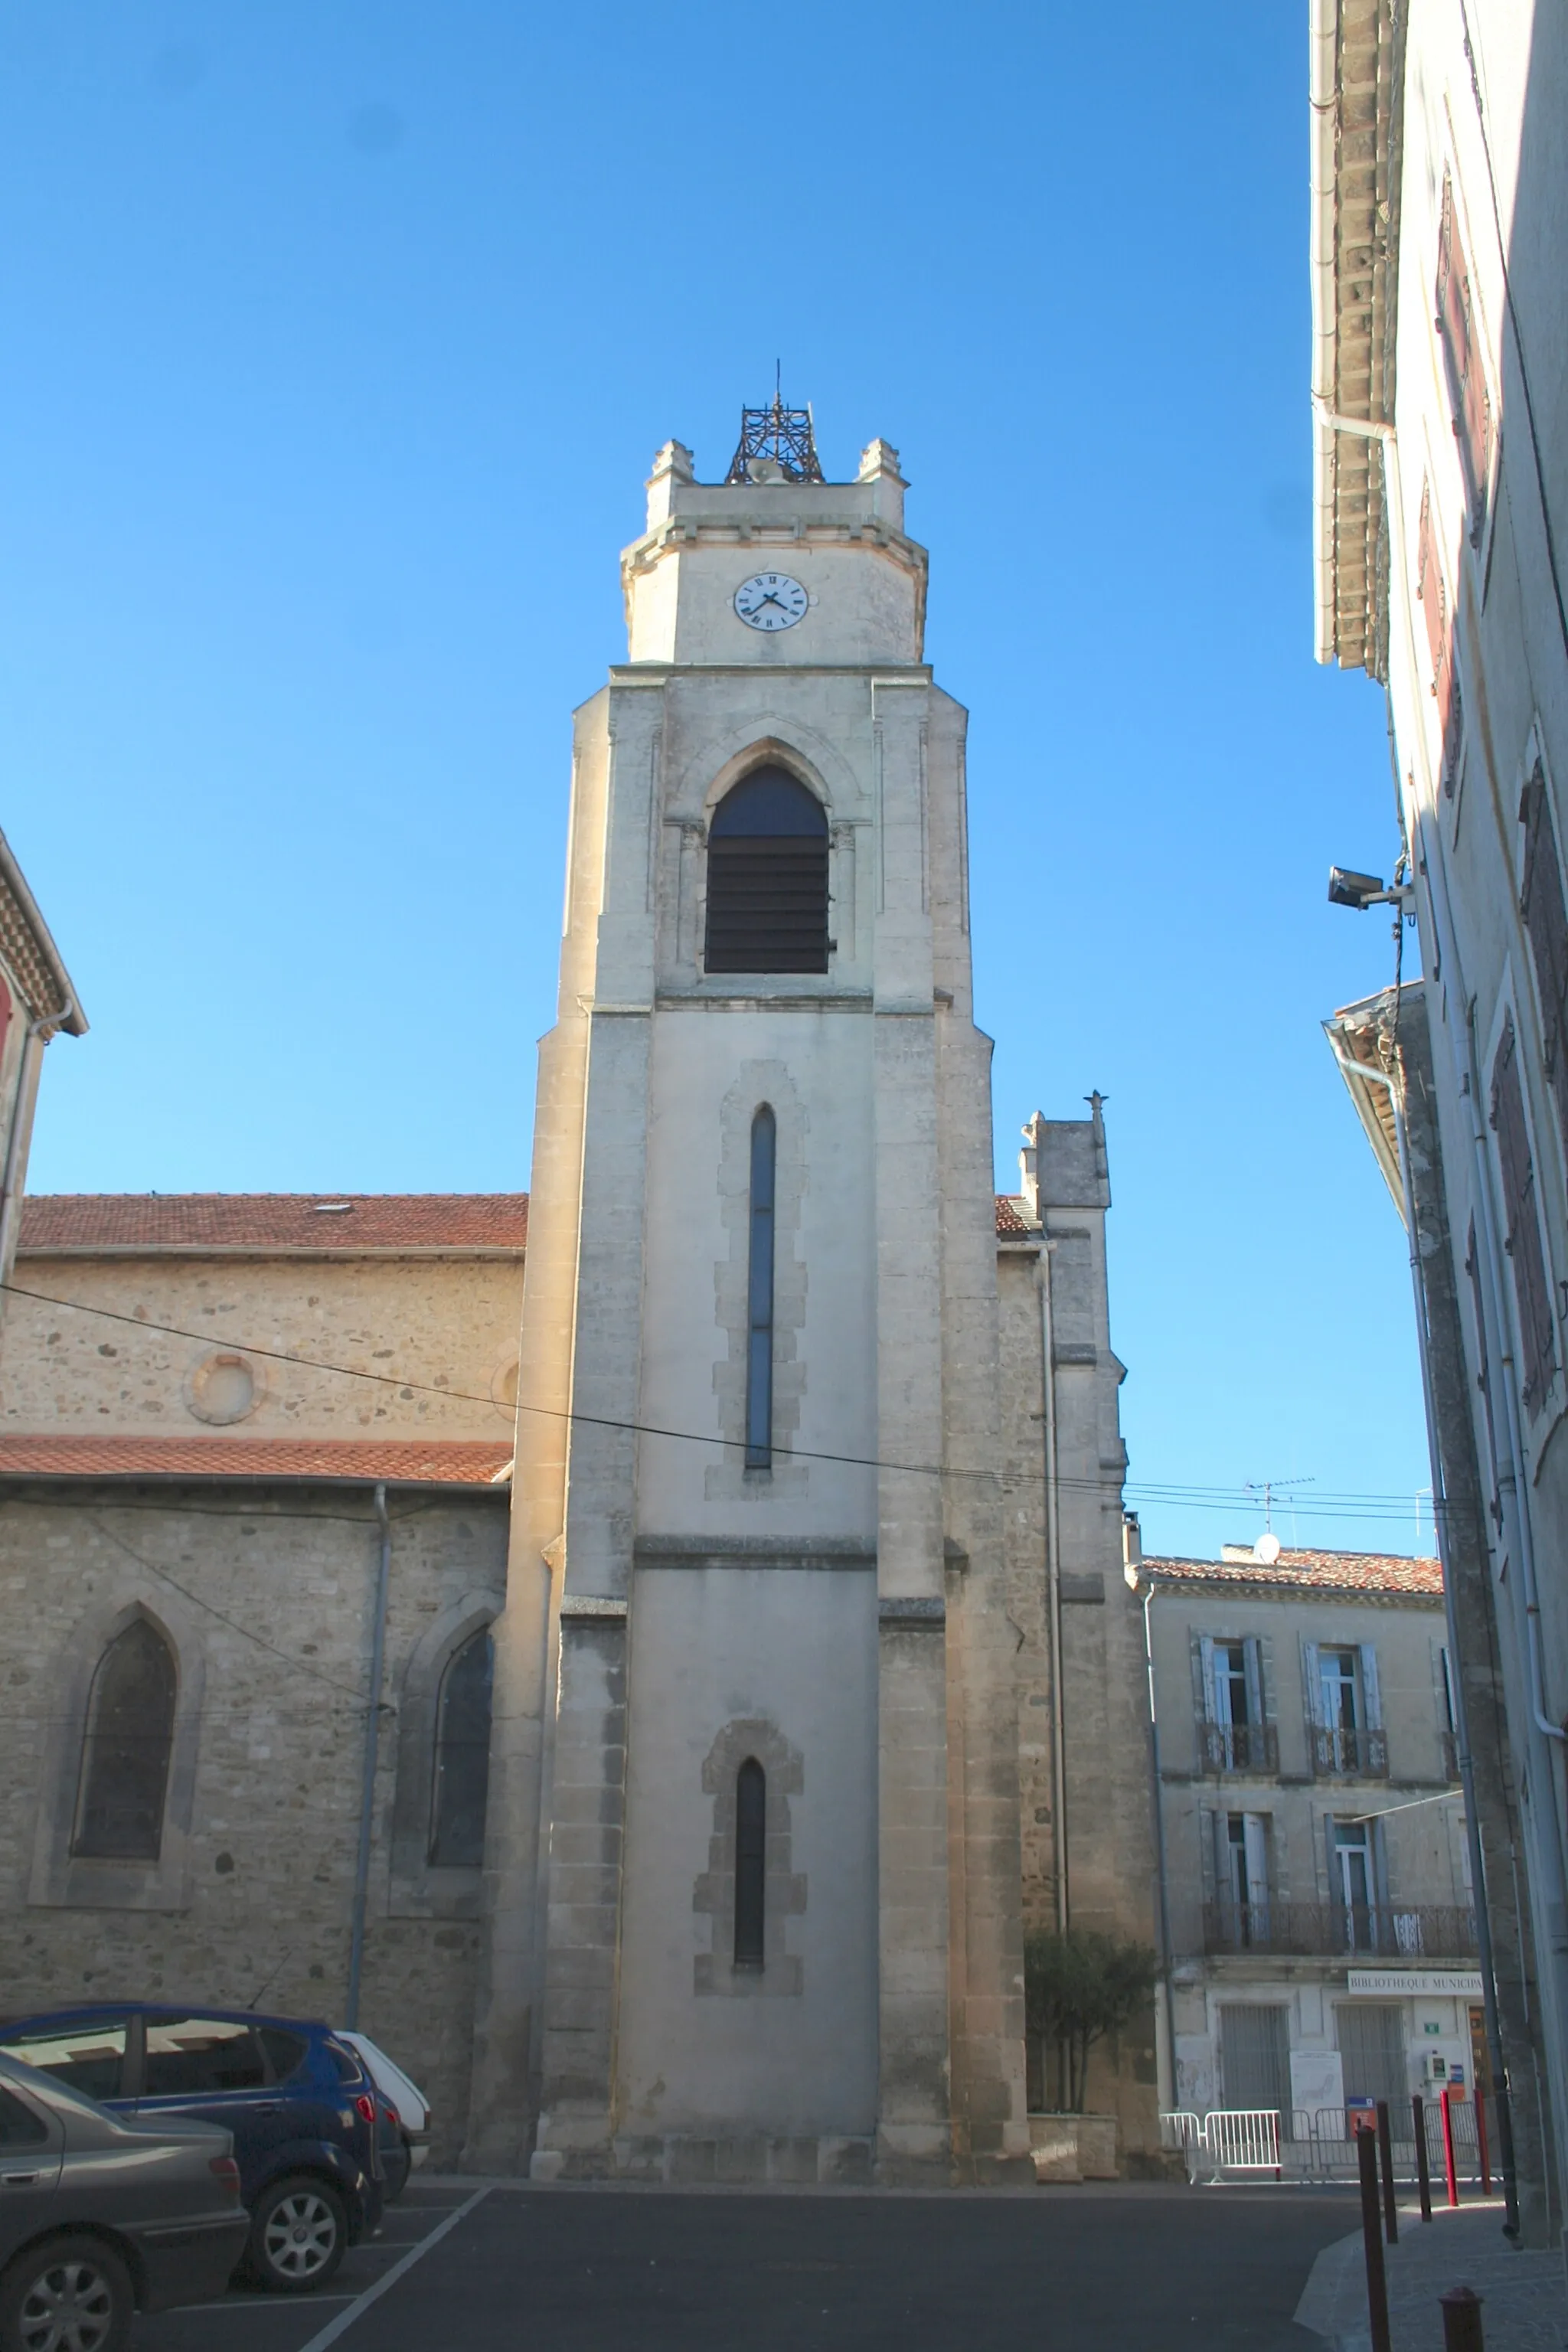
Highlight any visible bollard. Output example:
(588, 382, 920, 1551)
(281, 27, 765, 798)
(1376, 2099, 1399, 2243)
(1357, 2118, 1393, 2352)
(1441, 2085, 1460, 2208)
(1413, 2093, 1433, 2221)
(1475, 2092, 1491, 2198)
(1439, 2283, 1485, 2351)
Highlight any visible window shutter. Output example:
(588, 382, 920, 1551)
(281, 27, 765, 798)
(1491, 1011, 1557, 1410)
(1359, 1645, 1383, 1730)
(1243, 1637, 1266, 1727)
(1436, 174, 1493, 532)
(1302, 1642, 1323, 1727)
(1416, 479, 1448, 685)
(1199, 1634, 1218, 1723)
(1520, 763, 1568, 1142)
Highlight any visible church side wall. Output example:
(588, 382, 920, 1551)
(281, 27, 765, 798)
(0, 1481, 508, 2161)
(2, 1254, 524, 1442)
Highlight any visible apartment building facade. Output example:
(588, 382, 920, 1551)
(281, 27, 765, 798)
(1132, 1540, 1480, 2127)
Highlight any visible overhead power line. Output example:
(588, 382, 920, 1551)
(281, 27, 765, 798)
(0, 1280, 1460, 1533)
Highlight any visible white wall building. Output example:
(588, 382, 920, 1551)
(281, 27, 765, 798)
(1312, 0, 1568, 2235)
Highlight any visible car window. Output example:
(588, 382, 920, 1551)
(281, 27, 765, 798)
(0, 2020, 128, 2101)
(325, 2040, 362, 2086)
(258, 2027, 308, 2083)
(0, 2087, 49, 2147)
(143, 2016, 266, 2097)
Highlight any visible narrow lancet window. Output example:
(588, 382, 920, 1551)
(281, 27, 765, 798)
(73, 1619, 177, 1861)
(734, 1758, 766, 1968)
(429, 1628, 495, 1867)
(746, 1106, 776, 1469)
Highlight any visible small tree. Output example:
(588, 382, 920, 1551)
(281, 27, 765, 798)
(1024, 1927, 1162, 2113)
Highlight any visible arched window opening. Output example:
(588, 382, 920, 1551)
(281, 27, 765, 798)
(705, 766, 828, 975)
(429, 1628, 494, 1867)
(746, 1106, 776, 1470)
(73, 1619, 177, 1861)
(734, 1758, 766, 1968)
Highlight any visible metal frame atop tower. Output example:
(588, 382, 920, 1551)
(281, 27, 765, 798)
(725, 384, 825, 485)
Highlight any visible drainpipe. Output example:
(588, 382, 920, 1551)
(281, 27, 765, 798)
(1330, 1043, 1520, 2235)
(346, 1481, 392, 2030)
(1131, 1566, 1178, 2115)
(1037, 1250, 1068, 1936)
(0, 1001, 74, 1282)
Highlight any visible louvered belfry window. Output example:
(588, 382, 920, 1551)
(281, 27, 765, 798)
(705, 766, 828, 974)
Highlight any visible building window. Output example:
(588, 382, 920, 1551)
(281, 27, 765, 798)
(72, 1619, 177, 1861)
(1307, 1643, 1387, 1778)
(1199, 1635, 1277, 1772)
(1491, 1009, 1557, 1412)
(1520, 761, 1568, 1161)
(745, 1106, 776, 1470)
(1332, 1819, 1377, 1950)
(1217, 2003, 1290, 2112)
(1439, 1646, 1460, 1785)
(704, 766, 828, 975)
(1436, 174, 1493, 541)
(733, 1758, 766, 1968)
(428, 1628, 494, 1868)
(1218, 1812, 1271, 1948)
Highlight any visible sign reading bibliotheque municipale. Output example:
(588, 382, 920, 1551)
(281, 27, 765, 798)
(1345, 1970, 1485, 1998)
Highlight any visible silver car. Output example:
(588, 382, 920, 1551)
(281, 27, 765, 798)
(0, 2052, 249, 2352)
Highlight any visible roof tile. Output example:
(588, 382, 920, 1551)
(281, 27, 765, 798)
(18, 1194, 529, 1254)
(1142, 1547, 1442, 1597)
(0, 1436, 512, 1486)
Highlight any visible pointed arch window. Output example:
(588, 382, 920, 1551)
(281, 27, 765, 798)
(428, 1628, 494, 1868)
(746, 1106, 776, 1469)
(705, 766, 828, 974)
(73, 1619, 177, 1861)
(733, 1758, 766, 1968)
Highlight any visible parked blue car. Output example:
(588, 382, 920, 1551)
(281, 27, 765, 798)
(0, 2005, 384, 2294)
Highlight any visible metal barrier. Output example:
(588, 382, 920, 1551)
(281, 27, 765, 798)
(1161, 2100, 1493, 2189)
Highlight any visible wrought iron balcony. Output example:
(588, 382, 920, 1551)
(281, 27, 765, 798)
(1201, 1900, 1477, 1958)
(1311, 1723, 1390, 1779)
(1198, 1721, 1280, 1775)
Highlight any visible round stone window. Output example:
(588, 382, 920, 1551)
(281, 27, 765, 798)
(186, 1351, 260, 1426)
(491, 1353, 520, 1412)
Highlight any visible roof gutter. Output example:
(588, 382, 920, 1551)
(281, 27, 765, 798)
(1310, 0, 1341, 665)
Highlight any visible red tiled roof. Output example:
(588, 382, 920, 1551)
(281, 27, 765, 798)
(995, 1195, 1035, 1237)
(18, 1194, 529, 1255)
(0, 1436, 513, 1487)
(1142, 1547, 1443, 1597)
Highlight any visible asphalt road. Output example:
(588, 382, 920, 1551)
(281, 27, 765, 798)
(130, 2178, 1357, 2352)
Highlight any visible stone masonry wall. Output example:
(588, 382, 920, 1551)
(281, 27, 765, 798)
(0, 1481, 508, 2160)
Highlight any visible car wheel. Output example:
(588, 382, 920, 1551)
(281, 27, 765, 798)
(247, 2177, 347, 2293)
(0, 2233, 133, 2352)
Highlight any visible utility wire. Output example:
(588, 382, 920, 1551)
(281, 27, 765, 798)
(0, 1280, 1464, 1530)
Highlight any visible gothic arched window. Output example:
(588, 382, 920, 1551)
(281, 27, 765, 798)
(734, 1758, 766, 1968)
(705, 767, 828, 975)
(429, 1628, 494, 1867)
(746, 1106, 776, 1470)
(73, 1619, 177, 1861)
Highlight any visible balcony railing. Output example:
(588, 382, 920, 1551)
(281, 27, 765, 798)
(1202, 1900, 1477, 1958)
(1199, 1721, 1280, 1775)
(1311, 1723, 1390, 1779)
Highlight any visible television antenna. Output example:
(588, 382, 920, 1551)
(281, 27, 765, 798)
(1243, 1474, 1315, 1534)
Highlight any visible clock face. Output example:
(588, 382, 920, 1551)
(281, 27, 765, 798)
(733, 572, 808, 632)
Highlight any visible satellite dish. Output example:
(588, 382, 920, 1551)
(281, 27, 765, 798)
(1254, 1532, 1282, 1565)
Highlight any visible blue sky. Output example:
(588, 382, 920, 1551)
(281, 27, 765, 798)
(0, 0, 1429, 1558)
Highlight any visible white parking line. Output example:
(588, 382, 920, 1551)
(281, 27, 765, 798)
(293, 2187, 492, 2352)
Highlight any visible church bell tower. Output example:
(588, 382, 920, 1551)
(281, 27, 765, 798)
(466, 400, 1031, 2184)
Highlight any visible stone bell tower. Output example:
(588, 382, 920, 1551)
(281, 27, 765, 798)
(466, 399, 1031, 2184)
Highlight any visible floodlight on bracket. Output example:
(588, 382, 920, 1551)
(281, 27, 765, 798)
(1328, 865, 1416, 913)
